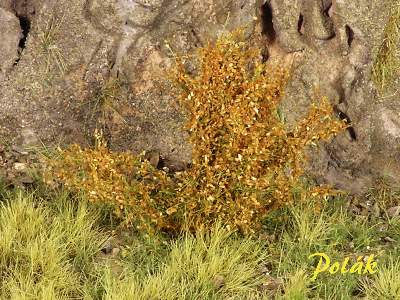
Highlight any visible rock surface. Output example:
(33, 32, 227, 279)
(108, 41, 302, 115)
(0, 8, 21, 81)
(0, 0, 398, 194)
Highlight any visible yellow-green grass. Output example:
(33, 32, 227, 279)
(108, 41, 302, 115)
(1, 182, 400, 299)
(0, 189, 106, 299)
(0, 187, 269, 299)
(372, 1, 400, 93)
(361, 258, 400, 299)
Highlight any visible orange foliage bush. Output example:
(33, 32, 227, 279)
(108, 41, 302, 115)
(45, 30, 347, 235)
(170, 30, 347, 234)
(44, 132, 178, 234)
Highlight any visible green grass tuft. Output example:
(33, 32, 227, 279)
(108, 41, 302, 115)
(372, 1, 400, 93)
(361, 258, 400, 299)
(1, 185, 400, 298)
(102, 223, 269, 299)
(0, 190, 106, 299)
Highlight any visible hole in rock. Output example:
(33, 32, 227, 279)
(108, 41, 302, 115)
(13, 15, 31, 65)
(261, 2, 276, 42)
(297, 13, 304, 35)
(261, 49, 269, 63)
(191, 28, 202, 47)
(351, 286, 365, 298)
(346, 126, 357, 141)
(11, 0, 37, 65)
(345, 25, 354, 48)
(324, 1, 333, 17)
(17, 16, 31, 50)
(334, 107, 357, 141)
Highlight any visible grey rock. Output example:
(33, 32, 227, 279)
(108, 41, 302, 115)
(387, 206, 400, 218)
(14, 162, 27, 172)
(0, 0, 397, 195)
(111, 247, 120, 257)
(101, 239, 113, 254)
(144, 150, 160, 168)
(270, 0, 397, 193)
(0, 8, 21, 80)
(212, 274, 225, 289)
(21, 128, 39, 147)
(19, 175, 35, 184)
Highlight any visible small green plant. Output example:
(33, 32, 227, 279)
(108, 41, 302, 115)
(86, 78, 126, 124)
(278, 270, 310, 300)
(37, 13, 67, 75)
(78, 77, 128, 142)
(372, 1, 400, 93)
(361, 258, 400, 299)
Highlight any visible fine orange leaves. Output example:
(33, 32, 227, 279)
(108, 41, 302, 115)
(46, 30, 347, 235)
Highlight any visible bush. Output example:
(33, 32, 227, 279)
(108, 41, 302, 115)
(44, 133, 178, 235)
(45, 30, 347, 235)
(170, 30, 347, 234)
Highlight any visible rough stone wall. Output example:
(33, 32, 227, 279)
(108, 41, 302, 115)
(266, 0, 398, 193)
(0, 0, 398, 193)
(0, 8, 21, 81)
